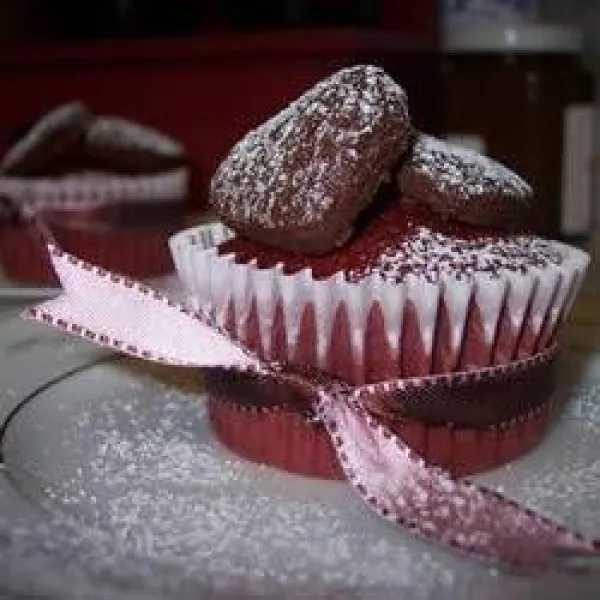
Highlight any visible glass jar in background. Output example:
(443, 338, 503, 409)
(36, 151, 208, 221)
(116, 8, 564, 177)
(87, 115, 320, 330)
(441, 0, 540, 29)
(439, 24, 594, 237)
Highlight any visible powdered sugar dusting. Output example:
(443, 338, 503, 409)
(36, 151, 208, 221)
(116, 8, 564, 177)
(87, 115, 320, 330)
(87, 116, 184, 156)
(349, 226, 563, 283)
(210, 65, 410, 231)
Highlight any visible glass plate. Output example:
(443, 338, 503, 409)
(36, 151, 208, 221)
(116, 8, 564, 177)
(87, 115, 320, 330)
(1, 315, 599, 599)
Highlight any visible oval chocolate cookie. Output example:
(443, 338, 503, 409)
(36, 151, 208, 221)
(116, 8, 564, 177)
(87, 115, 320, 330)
(1, 101, 91, 176)
(399, 134, 532, 226)
(209, 64, 411, 255)
(84, 116, 187, 174)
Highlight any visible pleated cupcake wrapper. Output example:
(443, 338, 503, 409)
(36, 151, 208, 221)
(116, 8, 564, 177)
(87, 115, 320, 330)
(205, 343, 559, 479)
(170, 223, 590, 383)
(0, 168, 189, 210)
(208, 392, 556, 480)
(22, 245, 600, 572)
(0, 169, 189, 283)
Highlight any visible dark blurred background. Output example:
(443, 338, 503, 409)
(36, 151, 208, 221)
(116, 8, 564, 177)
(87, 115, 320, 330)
(1, 1, 402, 39)
(0, 0, 598, 237)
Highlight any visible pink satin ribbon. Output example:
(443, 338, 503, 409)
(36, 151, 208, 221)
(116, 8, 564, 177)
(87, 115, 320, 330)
(22, 244, 600, 573)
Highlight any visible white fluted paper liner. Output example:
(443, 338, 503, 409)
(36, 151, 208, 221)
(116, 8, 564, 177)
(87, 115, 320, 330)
(0, 168, 189, 210)
(170, 223, 589, 382)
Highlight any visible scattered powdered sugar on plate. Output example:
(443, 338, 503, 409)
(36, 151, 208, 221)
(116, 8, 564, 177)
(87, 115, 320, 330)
(0, 352, 599, 597)
(1, 359, 462, 597)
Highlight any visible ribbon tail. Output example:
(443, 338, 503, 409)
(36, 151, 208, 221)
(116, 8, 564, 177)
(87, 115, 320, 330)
(316, 389, 600, 573)
(22, 245, 260, 371)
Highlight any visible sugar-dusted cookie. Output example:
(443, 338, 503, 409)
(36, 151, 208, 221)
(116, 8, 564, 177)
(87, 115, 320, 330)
(399, 134, 531, 226)
(209, 64, 411, 254)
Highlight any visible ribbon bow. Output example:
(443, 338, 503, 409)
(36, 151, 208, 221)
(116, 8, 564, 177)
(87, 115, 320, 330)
(22, 244, 600, 573)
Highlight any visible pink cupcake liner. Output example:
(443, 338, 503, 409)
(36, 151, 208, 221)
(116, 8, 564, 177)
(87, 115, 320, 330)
(170, 222, 589, 384)
(206, 346, 559, 479)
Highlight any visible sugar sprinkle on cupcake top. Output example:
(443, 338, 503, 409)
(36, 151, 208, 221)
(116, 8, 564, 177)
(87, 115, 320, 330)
(220, 202, 563, 284)
(348, 226, 562, 284)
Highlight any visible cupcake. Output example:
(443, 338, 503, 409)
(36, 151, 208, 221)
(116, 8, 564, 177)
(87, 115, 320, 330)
(0, 102, 190, 284)
(170, 65, 589, 478)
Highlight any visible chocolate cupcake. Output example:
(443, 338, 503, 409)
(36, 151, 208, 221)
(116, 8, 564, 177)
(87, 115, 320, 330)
(170, 66, 589, 478)
(0, 105, 189, 284)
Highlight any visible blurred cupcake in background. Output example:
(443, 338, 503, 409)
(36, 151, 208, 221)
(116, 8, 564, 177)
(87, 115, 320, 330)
(0, 101, 190, 284)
